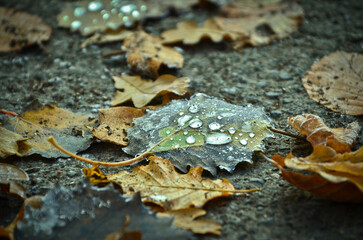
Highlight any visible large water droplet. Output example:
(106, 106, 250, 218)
(88, 1, 103, 11)
(228, 127, 236, 134)
(121, 4, 136, 14)
(186, 135, 196, 144)
(71, 20, 82, 30)
(240, 139, 248, 145)
(208, 122, 221, 131)
(74, 7, 86, 17)
(132, 10, 140, 18)
(189, 119, 203, 128)
(188, 105, 199, 113)
(166, 130, 171, 135)
(249, 132, 255, 138)
(178, 114, 192, 127)
(206, 133, 232, 145)
(217, 115, 222, 120)
(183, 130, 188, 135)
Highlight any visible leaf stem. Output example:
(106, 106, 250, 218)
(268, 127, 305, 140)
(48, 136, 150, 167)
(143, 184, 260, 193)
(0, 109, 18, 117)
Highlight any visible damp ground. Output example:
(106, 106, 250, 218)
(1, 0, 363, 239)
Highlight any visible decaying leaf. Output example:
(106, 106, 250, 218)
(91, 107, 145, 146)
(302, 51, 363, 116)
(123, 31, 184, 76)
(1, 100, 98, 158)
(270, 146, 363, 202)
(0, 7, 51, 52)
(124, 93, 272, 175)
(158, 208, 222, 235)
(105, 156, 245, 210)
(81, 29, 133, 48)
(0, 163, 28, 199)
(162, 19, 237, 45)
(0, 126, 28, 158)
(221, 0, 282, 18)
(215, 1, 303, 49)
(288, 114, 360, 153)
(111, 74, 189, 108)
(14, 180, 191, 240)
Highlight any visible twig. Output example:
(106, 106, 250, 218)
(268, 127, 305, 140)
(0, 109, 18, 117)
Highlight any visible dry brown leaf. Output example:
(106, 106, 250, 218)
(215, 2, 303, 49)
(302, 51, 363, 116)
(123, 31, 184, 76)
(270, 146, 363, 202)
(0, 163, 28, 199)
(81, 29, 133, 48)
(221, 0, 282, 18)
(106, 156, 240, 210)
(288, 114, 360, 153)
(158, 208, 221, 235)
(0, 126, 28, 158)
(111, 74, 189, 108)
(0, 7, 51, 52)
(161, 19, 237, 45)
(91, 107, 145, 146)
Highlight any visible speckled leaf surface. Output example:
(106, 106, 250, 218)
(123, 93, 272, 175)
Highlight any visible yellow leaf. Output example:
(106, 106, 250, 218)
(0, 126, 28, 158)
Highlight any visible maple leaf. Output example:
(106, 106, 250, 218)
(161, 19, 237, 45)
(15, 180, 191, 240)
(0, 7, 51, 52)
(122, 31, 184, 76)
(288, 114, 360, 153)
(268, 146, 363, 202)
(123, 93, 272, 175)
(0, 100, 98, 158)
(111, 74, 189, 108)
(302, 51, 363, 116)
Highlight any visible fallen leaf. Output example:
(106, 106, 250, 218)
(0, 126, 28, 158)
(104, 216, 142, 240)
(1, 100, 98, 158)
(111, 74, 189, 108)
(123, 93, 272, 175)
(302, 51, 363, 116)
(215, 1, 303, 49)
(270, 146, 363, 202)
(288, 114, 360, 153)
(14, 180, 191, 240)
(145, 0, 199, 18)
(0, 7, 51, 52)
(104, 156, 251, 210)
(158, 208, 221, 235)
(0, 163, 29, 199)
(81, 29, 133, 48)
(162, 19, 237, 45)
(221, 0, 282, 18)
(91, 107, 145, 146)
(122, 31, 184, 76)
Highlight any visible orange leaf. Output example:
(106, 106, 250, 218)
(288, 114, 360, 153)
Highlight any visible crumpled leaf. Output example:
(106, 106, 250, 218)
(162, 19, 237, 45)
(14, 180, 191, 240)
(105, 156, 243, 210)
(111, 74, 189, 108)
(123, 31, 184, 76)
(0, 163, 28, 200)
(302, 51, 363, 116)
(270, 146, 363, 202)
(1, 100, 98, 158)
(0, 7, 51, 52)
(288, 114, 360, 153)
(0, 126, 28, 158)
(91, 107, 145, 146)
(214, 1, 303, 49)
(158, 208, 221, 235)
(124, 93, 272, 175)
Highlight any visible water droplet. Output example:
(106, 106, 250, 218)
(206, 133, 232, 145)
(111, 8, 118, 14)
(183, 131, 188, 135)
(140, 5, 147, 12)
(249, 132, 255, 138)
(240, 139, 248, 145)
(122, 16, 129, 22)
(74, 7, 86, 17)
(121, 4, 136, 14)
(179, 112, 184, 116)
(62, 15, 69, 21)
(175, 144, 180, 148)
(238, 133, 243, 136)
(217, 115, 222, 120)
(170, 138, 174, 141)
(88, 1, 103, 11)
(228, 127, 236, 134)
(234, 136, 239, 140)
(227, 156, 234, 161)
(228, 146, 234, 151)
(92, 18, 98, 24)
(189, 119, 203, 128)
(241, 123, 252, 132)
(209, 122, 221, 131)
(71, 20, 82, 30)
(102, 13, 110, 20)
(166, 130, 171, 135)
(178, 114, 192, 127)
(132, 10, 140, 18)
(186, 135, 196, 144)
(188, 105, 199, 113)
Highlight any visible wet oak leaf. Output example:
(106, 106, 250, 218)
(302, 51, 363, 116)
(1, 100, 98, 158)
(123, 93, 272, 175)
(161, 19, 237, 45)
(288, 114, 360, 153)
(123, 31, 184, 76)
(158, 208, 222, 235)
(0, 7, 51, 52)
(271, 146, 363, 202)
(106, 156, 240, 210)
(91, 107, 145, 146)
(111, 74, 189, 108)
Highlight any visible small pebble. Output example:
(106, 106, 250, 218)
(283, 98, 293, 103)
(270, 110, 282, 118)
(279, 71, 292, 80)
(249, 177, 265, 185)
(221, 87, 237, 96)
(257, 81, 268, 88)
(265, 91, 281, 99)
(271, 173, 280, 179)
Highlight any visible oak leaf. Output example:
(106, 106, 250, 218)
(111, 74, 189, 108)
(0, 7, 51, 52)
(81, 29, 133, 48)
(288, 114, 360, 153)
(221, 0, 282, 18)
(302, 51, 363, 116)
(122, 31, 184, 76)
